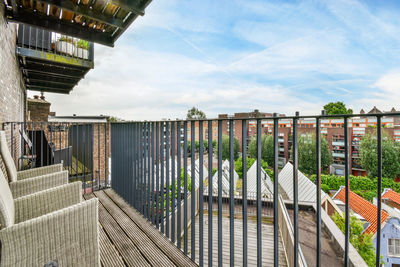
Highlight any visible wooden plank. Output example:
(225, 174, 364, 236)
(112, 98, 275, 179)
(84, 194, 126, 267)
(97, 198, 150, 267)
(94, 191, 176, 267)
(187, 213, 288, 267)
(104, 189, 198, 267)
(99, 227, 127, 267)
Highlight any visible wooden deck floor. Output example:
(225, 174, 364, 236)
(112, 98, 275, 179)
(84, 189, 198, 267)
(187, 213, 288, 267)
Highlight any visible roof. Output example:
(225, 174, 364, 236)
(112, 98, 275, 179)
(278, 162, 326, 203)
(368, 106, 382, 114)
(210, 160, 239, 195)
(333, 187, 389, 235)
(246, 161, 273, 196)
(382, 188, 400, 205)
(187, 159, 209, 188)
(48, 115, 109, 123)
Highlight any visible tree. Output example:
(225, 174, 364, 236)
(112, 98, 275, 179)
(359, 133, 400, 179)
(217, 135, 240, 160)
(323, 102, 353, 115)
(332, 213, 376, 266)
(296, 134, 333, 174)
(109, 116, 122, 122)
(186, 107, 206, 119)
(235, 156, 274, 179)
(248, 134, 274, 166)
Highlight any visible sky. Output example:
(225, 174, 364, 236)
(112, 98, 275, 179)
(31, 0, 400, 120)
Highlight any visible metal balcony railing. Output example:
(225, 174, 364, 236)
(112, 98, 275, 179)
(15, 24, 94, 94)
(17, 24, 94, 63)
(4, 111, 400, 267)
(2, 121, 110, 193)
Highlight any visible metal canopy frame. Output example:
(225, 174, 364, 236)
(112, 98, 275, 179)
(5, 0, 152, 47)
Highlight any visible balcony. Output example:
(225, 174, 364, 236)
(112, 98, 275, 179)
(1, 112, 396, 266)
(16, 25, 94, 94)
(4, 0, 152, 46)
(332, 152, 345, 158)
(332, 141, 345, 147)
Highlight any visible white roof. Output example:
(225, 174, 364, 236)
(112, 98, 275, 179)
(210, 160, 239, 195)
(246, 161, 273, 196)
(187, 159, 209, 188)
(278, 162, 326, 203)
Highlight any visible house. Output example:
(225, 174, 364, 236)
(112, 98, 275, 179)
(373, 189, 400, 266)
(333, 187, 400, 266)
(333, 186, 389, 235)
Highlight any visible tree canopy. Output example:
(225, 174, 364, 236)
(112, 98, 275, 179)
(296, 134, 333, 174)
(332, 213, 376, 266)
(323, 102, 353, 115)
(186, 107, 206, 119)
(248, 134, 274, 167)
(217, 134, 240, 160)
(359, 132, 400, 179)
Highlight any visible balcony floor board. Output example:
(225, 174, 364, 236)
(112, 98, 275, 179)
(84, 189, 198, 267)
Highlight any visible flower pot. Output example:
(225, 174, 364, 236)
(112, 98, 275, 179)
(74, 47, 89, 59)
(55, 41, 74, 56)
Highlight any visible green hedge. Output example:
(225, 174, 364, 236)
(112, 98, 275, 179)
(309, 174, 400, 202)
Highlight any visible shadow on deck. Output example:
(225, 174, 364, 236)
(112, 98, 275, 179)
(84, 189, 198, 267)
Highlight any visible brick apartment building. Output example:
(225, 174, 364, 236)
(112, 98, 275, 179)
(185, 108, 400, 176)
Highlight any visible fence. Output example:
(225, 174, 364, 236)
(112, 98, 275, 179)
(110, 111, 400, 267)
(17, 24, 94, 61)
(2, 121, 110, 193)
(4, 110, 399, 267)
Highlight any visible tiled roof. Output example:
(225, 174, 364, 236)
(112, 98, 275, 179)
(334, 187, 389, 235)
(382, 189, 400, 205)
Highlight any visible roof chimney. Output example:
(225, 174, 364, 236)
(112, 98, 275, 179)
(33, 95, 39, 99)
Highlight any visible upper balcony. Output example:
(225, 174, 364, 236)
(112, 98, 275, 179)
(16, 24, 94, 94)
(4, 0, 152, 46)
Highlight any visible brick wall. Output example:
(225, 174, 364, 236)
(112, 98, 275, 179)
(27, 96, 51, 122)
(0, 3, 26, 180)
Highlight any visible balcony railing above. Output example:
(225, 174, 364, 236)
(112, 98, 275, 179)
(4, 0, 152, 46)
(16, 25, 94, 94)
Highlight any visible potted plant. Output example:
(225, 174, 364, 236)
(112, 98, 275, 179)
(74, 40, 89, 59)
(55, 36, 75, 56)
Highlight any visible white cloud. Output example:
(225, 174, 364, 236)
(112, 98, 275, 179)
(374, 71, 400, 95)
(28, 0, 400, 120)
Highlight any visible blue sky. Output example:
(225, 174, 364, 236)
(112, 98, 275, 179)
(40, 0, 400, 120)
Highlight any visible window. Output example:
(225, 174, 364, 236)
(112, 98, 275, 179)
(388, 238, 400, 255)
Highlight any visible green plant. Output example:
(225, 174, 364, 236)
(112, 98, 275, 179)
(212, 168, 217, 176)
(295, 134, 332, 175)
(76, 39, 89, 50)
(58, 36, 75, 44)
(248, 134, 274, 166)
(216, 135, 240, 160)
(359, 132, 400, 179)
(323, 101, 353, 115)
(235, 157, 256, 178)
(332, 212, 376, 266)
(234, 156, 274, 179)
(309, 173, 400, 202)
(186, 107, 206, 119)
(321, 184, 330, 193)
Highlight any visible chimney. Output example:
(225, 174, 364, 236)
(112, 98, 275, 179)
(27, 97, 51, 122)
(40, 92, 45, 100)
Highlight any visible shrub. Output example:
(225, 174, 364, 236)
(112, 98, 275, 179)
(332, 212, 376, 266)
